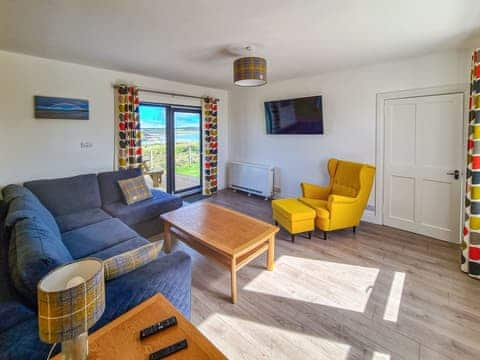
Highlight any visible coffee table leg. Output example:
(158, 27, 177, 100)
(164, 223, 172, 253)
(267, 235, 275, 271)
(230, 259, 237, 304)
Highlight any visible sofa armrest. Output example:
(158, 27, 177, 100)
(301, 183, 330, 200)
(93, 250, 192, 333)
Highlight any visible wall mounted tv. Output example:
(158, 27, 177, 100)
(265, 96, 323, 135)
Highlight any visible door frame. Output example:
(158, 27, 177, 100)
(375, 84, 469, 242)
(140, 102, 203, 196)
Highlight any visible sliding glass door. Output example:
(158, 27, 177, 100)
(140, 104, 168, 191)
(173, 110, 202, 192)
(140, 103, 202, 195)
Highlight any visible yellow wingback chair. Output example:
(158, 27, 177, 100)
(300, 159, 375, 239)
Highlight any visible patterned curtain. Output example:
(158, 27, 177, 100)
(462, 48, 480, 279)
(115, 85, 142, 169)
(202, 97, 218, 195)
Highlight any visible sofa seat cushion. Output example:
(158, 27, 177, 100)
(88, 236, 150, 260)
(0, 316, 51, 360)
(24, 174, 102, 216)
(9, 218, 73, 304)
(299, 198, 330, 219)
(92, 250, 192, 330)
(55, 208, 112, 233)
(103, 189, 182, 226)
(62, 218, 138, 259)
(0, 301, 36, 333)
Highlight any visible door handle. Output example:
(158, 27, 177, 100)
(446, 170, 460, 180)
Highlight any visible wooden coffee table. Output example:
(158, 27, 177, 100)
(161, 202, 279, 304)
(52, 294, 226, 359)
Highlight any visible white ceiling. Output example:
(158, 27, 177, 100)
(1, 0, 479, 89)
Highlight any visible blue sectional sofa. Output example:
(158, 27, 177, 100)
(0, 169, 188, 359)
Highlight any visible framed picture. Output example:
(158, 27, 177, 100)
(34, 96, 89, 120)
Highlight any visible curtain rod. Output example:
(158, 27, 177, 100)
(112, 85, 220, 102)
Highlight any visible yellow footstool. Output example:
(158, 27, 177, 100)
(272, 198, 316, 242)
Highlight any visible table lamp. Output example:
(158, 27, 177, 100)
(37, 258, 105, 360)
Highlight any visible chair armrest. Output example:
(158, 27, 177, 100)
(301, 182, 330, 200)
(328, 194, 358, 208)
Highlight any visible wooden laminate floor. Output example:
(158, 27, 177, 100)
(167, 190, 480, 360)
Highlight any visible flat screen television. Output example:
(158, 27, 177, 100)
(265, 96, 323, 134)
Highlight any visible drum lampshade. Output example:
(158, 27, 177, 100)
(233, 57, 267, 87)
(37, 258, 105, 344)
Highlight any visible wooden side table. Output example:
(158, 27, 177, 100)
(145, 169, 165, 187)
(53, 294, 226, 360)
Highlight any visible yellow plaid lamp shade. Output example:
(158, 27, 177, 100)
(37, 259, 105, 344)
(233, 57, 267, 87)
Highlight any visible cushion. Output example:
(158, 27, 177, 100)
(103, 189, 182, 226)
(117, 176, 152, 205)
(55, 208, 112, 233)
(89, 236, 150, 260)
(331, 161, 362, 198)
(1, 184, 36, 204)
(24, 174, 102, 216)
(104, 241, 163, 280)
(0, 206, 26, 305)
(5, 195, 61, 241)
(98, 168, 142, 205)
(9, 217, 73, 304)
(299, 198, 330, 219)
(61, 218, 138, 259)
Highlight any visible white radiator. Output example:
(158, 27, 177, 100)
(228, 161, 274, 199)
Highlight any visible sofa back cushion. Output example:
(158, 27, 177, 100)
(9, 217, 73, 304)
(98, 168, 142, 205)
(5, 190, 61, 241)
(2, 184, 34, 204)
(24, 174, 102, 216)
(0, 199, 19, 304)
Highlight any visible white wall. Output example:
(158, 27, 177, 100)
(229, 50, 471, 219)
(0, 50, 229, 189)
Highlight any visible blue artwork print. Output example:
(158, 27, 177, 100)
(34, 96, 89, 120)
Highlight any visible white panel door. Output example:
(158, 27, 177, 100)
(383, 93, 464, 242)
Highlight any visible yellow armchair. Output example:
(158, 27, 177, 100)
(299, 159, 375, 239)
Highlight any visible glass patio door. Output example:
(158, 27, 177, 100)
(140, 103, 202, 195)
(139, 104, 168, 191)
(172, 109, 202, 193)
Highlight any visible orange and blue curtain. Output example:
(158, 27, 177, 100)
(463, 48, 480, 279)
(116, 85, 142, 169)
(202, 97, 218, 195)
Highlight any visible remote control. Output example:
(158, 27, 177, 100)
(149, 339, 188, 360)
(140, 317, 177, 340)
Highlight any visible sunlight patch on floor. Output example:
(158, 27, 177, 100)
(383, 271, 405, 322)
(371, 351, 391, 360)
(198, 313, 352, 360)
(244, 255, 379, 313)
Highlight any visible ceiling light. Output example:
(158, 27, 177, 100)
(233, 46, 267, 87)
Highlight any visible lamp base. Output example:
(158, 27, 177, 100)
(61, 332, 88, 360)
